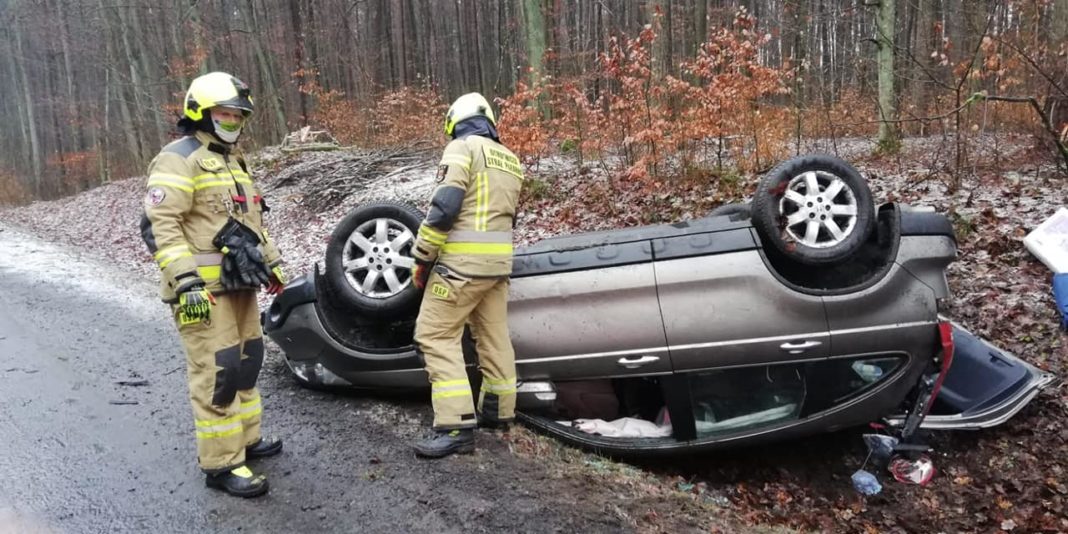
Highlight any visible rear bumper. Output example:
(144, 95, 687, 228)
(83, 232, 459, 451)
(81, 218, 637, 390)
(263, 274, 427, 389)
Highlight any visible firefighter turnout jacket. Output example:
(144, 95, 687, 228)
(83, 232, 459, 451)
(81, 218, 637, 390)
(140, 131, 281, 301)
(412, 136, 524, 274)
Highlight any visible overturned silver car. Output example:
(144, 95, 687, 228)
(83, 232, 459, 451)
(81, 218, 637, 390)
(264, 155, 1054, 456)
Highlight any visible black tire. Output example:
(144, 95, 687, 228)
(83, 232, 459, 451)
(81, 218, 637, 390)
(752, 154, 874, 266)
(324, 200, 426, 320)
(708, 202, 751, 220)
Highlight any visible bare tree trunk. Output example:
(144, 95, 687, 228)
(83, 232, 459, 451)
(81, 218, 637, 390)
(243, 0, 288, 140)
(114, 4, 150, 161)
(289, 0, 310, 124)
(695, 0, 708, 52)
(45, 47, 66, 194)
(13, 16, 43, 196)
(121, 2, 166, 153)
(3, 29, 32, 176)
(1054, 0, 1068, 42)
(390, 0, 406, 87)
(101, 65, 112, 184)
(99, 0, 141, 167)
(648, 0, 671, 80)
(522, 0, 546, 87)
(53, 0, 85, 152)
(876, 0, 899, 151)
(306, 0, 323, 90)
(406, 0, 425, 84)
(472, 0, 487, 94)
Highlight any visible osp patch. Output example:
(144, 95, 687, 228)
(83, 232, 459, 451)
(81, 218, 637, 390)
(145, 187, 166, 206)
(197, 157, 224, 171)
(436, 165, 448, 182)
(431, 283, 450, 299)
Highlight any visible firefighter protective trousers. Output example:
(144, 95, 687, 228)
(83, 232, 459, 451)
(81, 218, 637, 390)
(175, 290, 265, 472)
(415, 270, 516, 429)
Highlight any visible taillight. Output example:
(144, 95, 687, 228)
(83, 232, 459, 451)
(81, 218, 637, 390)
(925, 321, 955, 414)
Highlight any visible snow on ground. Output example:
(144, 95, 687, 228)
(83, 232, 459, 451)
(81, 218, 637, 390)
(0, 224, 161, 319)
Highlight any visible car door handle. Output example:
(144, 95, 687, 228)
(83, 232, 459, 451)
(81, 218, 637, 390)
(617, 355, 660, 369)
(780, 340, 823, 354)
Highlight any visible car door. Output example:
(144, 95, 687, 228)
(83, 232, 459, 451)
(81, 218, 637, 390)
(508, 241, 672, 380)
(653, 228, 830, 372)
(821, 262, 942, 364)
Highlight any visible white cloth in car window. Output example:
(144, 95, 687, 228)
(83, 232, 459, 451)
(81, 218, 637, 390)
(561, 417, 673, 438)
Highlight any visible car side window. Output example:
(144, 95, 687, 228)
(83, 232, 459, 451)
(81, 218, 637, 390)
(689, 364, 806, 439)
(801, 355, 906, 416)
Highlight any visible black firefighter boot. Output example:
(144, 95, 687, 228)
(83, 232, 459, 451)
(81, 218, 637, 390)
(205, 466, 269, 498)
(246, 437, 284, 459)
(413, 429, 475, 458)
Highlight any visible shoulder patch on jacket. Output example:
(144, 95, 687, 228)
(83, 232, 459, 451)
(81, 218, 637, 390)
(482, 145, 523, 179)
(161, 136, 201, 158)
(145, 187, 166, 206)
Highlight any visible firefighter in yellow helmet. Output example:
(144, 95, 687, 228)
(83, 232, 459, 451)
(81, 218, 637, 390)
(139, 72, 286, 497)
(411, 92, 524, 458)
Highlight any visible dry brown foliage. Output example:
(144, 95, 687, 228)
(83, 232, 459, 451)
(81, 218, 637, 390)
(498, 9, 793, 187)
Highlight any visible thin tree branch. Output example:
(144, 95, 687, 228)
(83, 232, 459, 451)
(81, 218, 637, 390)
(994, 36, 1068, 99)
(979, 94, 1068, 172)
(955, 8, 998, 95)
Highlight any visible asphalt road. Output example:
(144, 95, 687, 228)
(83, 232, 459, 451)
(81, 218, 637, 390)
(0, 226, 630, 534)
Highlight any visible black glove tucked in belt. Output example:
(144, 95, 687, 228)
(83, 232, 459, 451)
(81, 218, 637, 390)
(213, 218, 272, 291)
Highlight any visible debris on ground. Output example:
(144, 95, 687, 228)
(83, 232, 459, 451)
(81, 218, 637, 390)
(862, 433, 899, 466)
(888, 455, 936, 485)
(1023, 206, 1068, 273)
(279, 126, 341, 153)
(851, 469, 882, 496)
(267, 144, 436, 211)
(115, 379, 150, 387)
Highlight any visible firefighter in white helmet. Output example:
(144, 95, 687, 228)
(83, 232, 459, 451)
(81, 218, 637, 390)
(139, 72, 286, 497)
(411, 93, 525, 458)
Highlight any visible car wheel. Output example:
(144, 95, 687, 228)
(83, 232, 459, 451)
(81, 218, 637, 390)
(708, 202, 751, 220)
(324, 200, 425, 319)
(752, 154, 874, 265)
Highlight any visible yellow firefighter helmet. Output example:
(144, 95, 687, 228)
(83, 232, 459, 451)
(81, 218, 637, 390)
(444, 93, 496, 136)
(183, 72, 254, 122)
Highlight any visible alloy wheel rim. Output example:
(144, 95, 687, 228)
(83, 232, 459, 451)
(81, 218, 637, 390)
(778, 170, 859, 248)
(342, 217, 416, 298)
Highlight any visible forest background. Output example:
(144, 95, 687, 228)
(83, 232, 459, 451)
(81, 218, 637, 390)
(0, 0, 1066, 204)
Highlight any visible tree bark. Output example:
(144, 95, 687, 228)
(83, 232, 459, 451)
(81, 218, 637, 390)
(13, 15, 43, 196)
(695, 0, 707, 53)
(53, 0, 85, 152)
(3, 28, 32, 177)
(522, 0, 546, 87)
(289, 0, 310, 124)
(876, 0, 899, 149)
(243, 0, 288, 140)
(121, 2, 166, 153)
